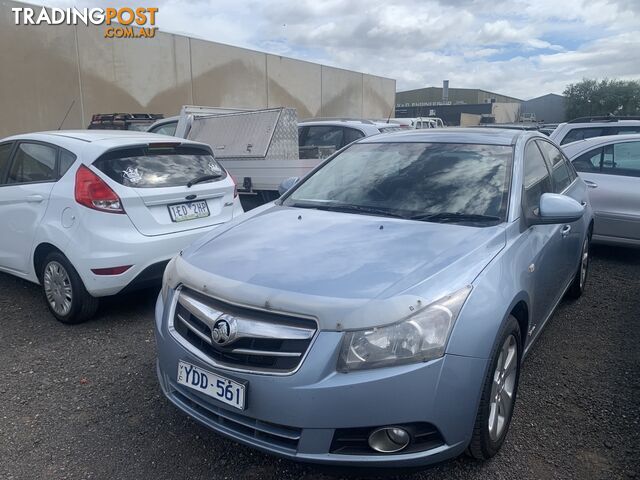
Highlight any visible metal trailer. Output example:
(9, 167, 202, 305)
(171, 105, 317, 206)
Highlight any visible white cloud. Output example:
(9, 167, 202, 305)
(26, 0, 640, 98)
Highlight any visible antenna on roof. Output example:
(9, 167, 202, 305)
(57, 100, 75, 130)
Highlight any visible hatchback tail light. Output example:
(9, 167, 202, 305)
(229, 172, 238, 198)
(75, 165, 125, 214)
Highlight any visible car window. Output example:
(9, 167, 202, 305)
(7, 143, 57, 184)
(523, 142, 552, 215)
(378, 126, 403, 133)
(572, 148, 602, 172)
(565, 156, 578, 182)
(0, 142, 13, 183)
(343, 127, 365, 145)
(537, 140, 572, 192)
(561, 127, 607, 145)
(600, 141, 640, 177)
(149, 121, 178, 136)
(59, 150, 76, 177)
(285, 142, 513, 223)
(616, 126, 640, 135)
(301, 126, 344, 150)
(93, 144, 226, 188)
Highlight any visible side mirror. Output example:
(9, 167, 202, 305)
(278, 176, 299, 196)
(531, 193, 584, 225)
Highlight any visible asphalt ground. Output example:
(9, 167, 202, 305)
(0, 245, 638, 480)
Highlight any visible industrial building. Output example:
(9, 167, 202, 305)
(520, 93, 567, 123)
(396, 85, 522, 106)
(0, 0, 395, 137)
(395, 81, 522, 126)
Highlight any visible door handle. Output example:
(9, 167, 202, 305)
(561, 225, 571, 237)
(583, 180, 598, 189)
(26, 194, 44, 203)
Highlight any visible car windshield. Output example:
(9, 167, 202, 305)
(283, 142, 512, 225)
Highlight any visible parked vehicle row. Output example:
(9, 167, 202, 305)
(0, 118, 635, 470)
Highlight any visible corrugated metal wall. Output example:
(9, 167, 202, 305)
(0, 0, 396, 137)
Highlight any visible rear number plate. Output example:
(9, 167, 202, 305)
(177, 361, 246, 410)
(168, 200, 210, 222)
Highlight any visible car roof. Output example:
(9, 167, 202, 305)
(358, 127, 535, 145)
(561, 133, 640, 157)
(558, 119, 640, 129)
(1, 130, 210, 159)
(299, 119, 378, 127)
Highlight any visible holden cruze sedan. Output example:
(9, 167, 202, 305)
(155, 129, 593, 466)
(0, 130, 242, 323)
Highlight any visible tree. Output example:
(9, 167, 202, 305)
(563, 78, 640, 120)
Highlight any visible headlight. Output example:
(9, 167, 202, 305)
(337, 286, 472, 372)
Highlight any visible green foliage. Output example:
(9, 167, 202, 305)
(563, 79, 640, 120)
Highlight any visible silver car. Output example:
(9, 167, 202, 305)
(563, 134, 640, 247)
(155, 129, 593, 466)
(550, 116, 640, 145)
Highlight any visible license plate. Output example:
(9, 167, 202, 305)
(168, 200, 210, 222)
(177, 361, 246, 410)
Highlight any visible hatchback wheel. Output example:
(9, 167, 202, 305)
(41, 252, 99, 324)
(566, 233, 590, 299)
(468, 315, 521, 460)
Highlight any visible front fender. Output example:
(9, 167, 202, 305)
(446, 246, 531, 359)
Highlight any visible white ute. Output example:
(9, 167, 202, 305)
(0, 130, 243, 323)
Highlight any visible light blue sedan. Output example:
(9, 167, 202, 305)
(154, 128, 593, 466)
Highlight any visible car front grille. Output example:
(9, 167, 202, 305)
(170, 381, 301, 452)
(171, 287, 317, 374)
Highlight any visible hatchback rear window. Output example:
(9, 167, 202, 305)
(93, 145, 226, 188)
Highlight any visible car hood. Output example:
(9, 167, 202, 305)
(171, 205, 506, 330)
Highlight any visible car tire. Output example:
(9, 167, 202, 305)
(41, 252, 99, 324)
(566, 232, 591, 299)
(467, 315, 521, 460)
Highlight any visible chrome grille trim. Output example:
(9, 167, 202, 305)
(178, 289, 315, 342)
(168, 285, 319, 376)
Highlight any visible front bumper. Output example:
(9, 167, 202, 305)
(154, 294, 488, 466)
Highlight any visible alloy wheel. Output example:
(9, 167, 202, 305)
(488, 334, 518, 441)
(43, 261, 73, 316)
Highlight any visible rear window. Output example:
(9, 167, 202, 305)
(378, 126, 403, 133)
(93, 145, 226, 188)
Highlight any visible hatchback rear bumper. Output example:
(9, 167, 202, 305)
(68, 216, 222, 297)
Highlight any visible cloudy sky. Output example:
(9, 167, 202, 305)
(30, 0, 640, 99)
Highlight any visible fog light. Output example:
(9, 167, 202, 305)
(368, 426, 411, 453)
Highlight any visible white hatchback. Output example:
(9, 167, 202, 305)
(0, 130, 243, 323)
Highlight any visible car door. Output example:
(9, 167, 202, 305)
(573, 141, 640, 242)
(0, 141, 58, 274)
(536, 139, 586, 277)
(521, 140, 567, 331)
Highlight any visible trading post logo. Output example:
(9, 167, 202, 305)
(11, 6, 158, 39)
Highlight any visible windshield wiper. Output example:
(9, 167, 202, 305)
(410, 212, 502, 223)
(290, 202, 407, 219)
(187, 174, 221, 188)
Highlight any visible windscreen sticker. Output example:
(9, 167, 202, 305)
(208, 161, 222, 175)
(122, 166, 142, 184)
